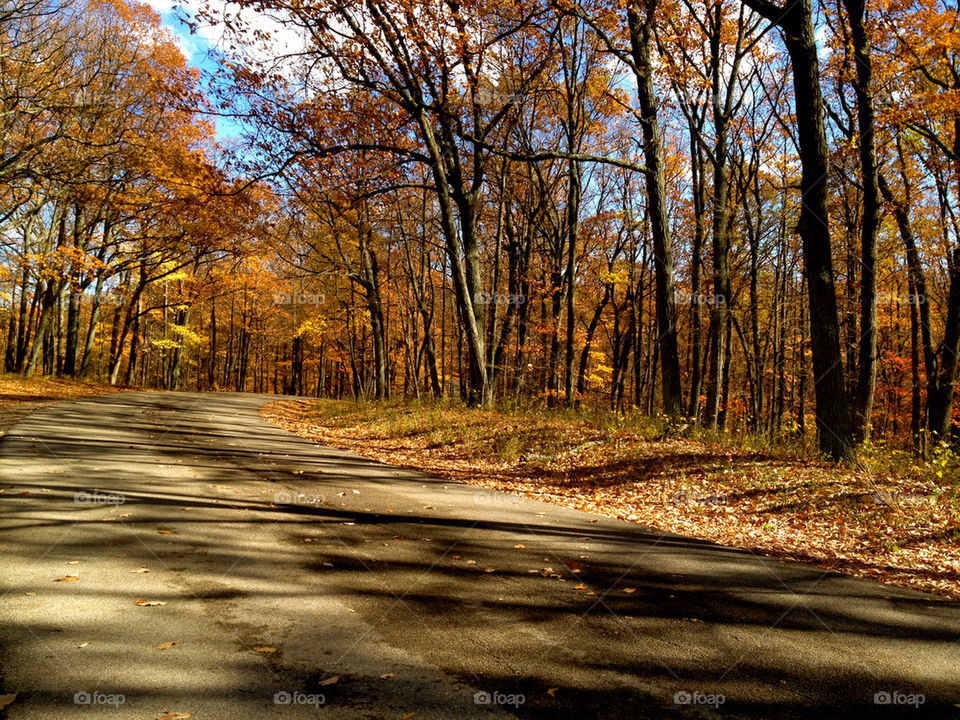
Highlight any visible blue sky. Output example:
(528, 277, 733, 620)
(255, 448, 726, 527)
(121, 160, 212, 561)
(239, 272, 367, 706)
(142, 0, 245, 138)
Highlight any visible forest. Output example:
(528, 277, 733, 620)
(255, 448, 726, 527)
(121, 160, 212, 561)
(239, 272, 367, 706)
(2, 0, 958, 461)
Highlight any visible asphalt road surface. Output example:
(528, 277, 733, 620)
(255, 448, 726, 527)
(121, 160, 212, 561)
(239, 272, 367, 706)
(1, 391, 958, 719)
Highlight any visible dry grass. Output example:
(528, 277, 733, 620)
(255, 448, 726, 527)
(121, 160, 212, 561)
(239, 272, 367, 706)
(263, 397, 960, 601)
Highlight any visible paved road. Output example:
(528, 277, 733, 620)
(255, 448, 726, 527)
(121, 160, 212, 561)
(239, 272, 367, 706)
(0, 392, 958, 719)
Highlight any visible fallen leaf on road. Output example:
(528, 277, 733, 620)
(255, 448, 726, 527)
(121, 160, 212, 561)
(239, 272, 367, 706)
(379, 673, 394, 679)
(156, 641, 177, 650)
(133, 599, 166, 606)
(67, 561, 79, 565)
(158, 530, 175, 535)
(24, 592, 36, 597)
(77, 642, 89, 648)
(157, 712, 191, 720)
(514, 544, 525, 549)
(254, 646, 277, 654)
(0, 694, 16, 710)
(131, 567, 150, 574)
(547, 688, 558, 697)
(54, 576, 78, 582)
(622, 588, 636, 594)
(401, 713, 415, 719)
(318, 675, 339, 686)
(573, 583, 588, 590)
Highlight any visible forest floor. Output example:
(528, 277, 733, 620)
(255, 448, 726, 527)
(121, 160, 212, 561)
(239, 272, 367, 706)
(0, 375, 122, 436)
(263, 398, 960, 602)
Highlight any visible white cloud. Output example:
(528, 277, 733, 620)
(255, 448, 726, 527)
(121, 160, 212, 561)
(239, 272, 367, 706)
(139, 0, 177, 14)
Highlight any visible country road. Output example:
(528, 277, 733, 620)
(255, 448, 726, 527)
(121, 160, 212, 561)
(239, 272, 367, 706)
(0, 391, 958, 719)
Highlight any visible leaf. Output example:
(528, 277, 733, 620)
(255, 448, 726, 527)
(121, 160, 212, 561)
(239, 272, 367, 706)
(158, 529, 175, 535)
(573, 583, 588, 590)
(401, 713, 416, 719)
(77, 642, 89, 648)
(0, 694, 16, 711)
(133, 599, 166, 606)
(254, 646, 277, 654)
(318, 675, 339, 686)
(622, 588, 636, 594)
(379, 673, 394, 679)
(547, 688, 558, 697)
(132, 567, 150, 574)
(24, 592, 36, 597)
(156, 641, 178, 650)
(54, 576, 79, 582)
(514, 544, 525, 549)
(157, 712, 192, 720)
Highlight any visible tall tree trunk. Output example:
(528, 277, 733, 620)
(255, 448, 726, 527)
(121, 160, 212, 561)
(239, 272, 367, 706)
(743, 0, 855, 459)
(844, 0, 881, 442)
(627, 0, 684, 416)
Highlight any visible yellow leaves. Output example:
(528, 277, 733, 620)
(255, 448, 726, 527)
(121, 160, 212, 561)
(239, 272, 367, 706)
(170, 324, 205, 346)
